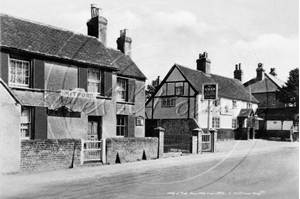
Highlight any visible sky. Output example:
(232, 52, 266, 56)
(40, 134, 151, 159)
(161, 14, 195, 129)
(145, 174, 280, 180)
(1, 0, 299, 84)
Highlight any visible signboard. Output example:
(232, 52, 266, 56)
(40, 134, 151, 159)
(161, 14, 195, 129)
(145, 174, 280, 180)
(202, 83, 218, 100)
(60, 88, 96, 99)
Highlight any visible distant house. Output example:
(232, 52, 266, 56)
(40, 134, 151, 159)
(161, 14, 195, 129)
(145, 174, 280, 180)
(0, 4, 146, 141)
(145, 52, 259, 141)
(244, 63, 296, 138)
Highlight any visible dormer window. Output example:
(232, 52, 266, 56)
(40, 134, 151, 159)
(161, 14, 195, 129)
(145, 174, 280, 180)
(9, 58, 30, 88)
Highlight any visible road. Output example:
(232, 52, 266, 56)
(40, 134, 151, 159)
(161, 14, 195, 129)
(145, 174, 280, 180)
(1, 140, 299, 199)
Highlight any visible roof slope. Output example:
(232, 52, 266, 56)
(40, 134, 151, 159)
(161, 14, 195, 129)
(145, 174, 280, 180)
(176, 64, 258, 103)
(0, 14, 116, 69)
(107, 48, 146, 80)
(244, 73, 285, 93)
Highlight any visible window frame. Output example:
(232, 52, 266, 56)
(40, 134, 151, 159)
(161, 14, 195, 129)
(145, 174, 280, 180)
(175, 82, 184, 96)
(20, 107, 32, 139)
(9, 58, 31, 88)
(212, 117, 220, 129)
(232, 100, 237, 109)
(161, 97, 176, 108)
(87, 68, 103, 95)
(232, 118, 237, 129)
(116, 78, 128, 102)
(116, 115, 128, 136)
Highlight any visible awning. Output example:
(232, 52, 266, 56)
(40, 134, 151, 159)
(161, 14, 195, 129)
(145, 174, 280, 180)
(13, 90, 45, 107)
(237, 109, 254, 118)
(45, 92, 106, 115)
(13, 90, 106, 115)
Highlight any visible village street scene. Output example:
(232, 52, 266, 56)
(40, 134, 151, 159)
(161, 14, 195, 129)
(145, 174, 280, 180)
(0, 0, 299, 198)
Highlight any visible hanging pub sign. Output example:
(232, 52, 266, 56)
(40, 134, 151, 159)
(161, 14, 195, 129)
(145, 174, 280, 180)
(60, 88, 97, 99)
(202, 83, 218, 100)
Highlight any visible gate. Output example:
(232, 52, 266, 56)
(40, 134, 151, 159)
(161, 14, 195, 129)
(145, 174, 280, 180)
(81, 140, 102, 165)
(202, 134, 211, 152)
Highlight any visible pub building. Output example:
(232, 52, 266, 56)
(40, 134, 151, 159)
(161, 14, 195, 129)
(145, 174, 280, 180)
(0, 4, 146, 141)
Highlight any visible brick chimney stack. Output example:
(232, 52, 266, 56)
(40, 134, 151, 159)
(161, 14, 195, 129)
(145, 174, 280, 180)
(269, 68, 277, 76)
(116, 29, 132, 57)
(196, 52, 211, 75)
(234, 63, 243, 82)
(256, 63, 265, 81)
(87, 4, 107, 46)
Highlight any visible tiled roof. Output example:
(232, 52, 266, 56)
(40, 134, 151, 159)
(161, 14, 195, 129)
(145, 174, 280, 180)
(175, 64, 258, 103)
(107, 48, 146, 80)
(243, 73, 285, 93)
(0, 14, 116, 69)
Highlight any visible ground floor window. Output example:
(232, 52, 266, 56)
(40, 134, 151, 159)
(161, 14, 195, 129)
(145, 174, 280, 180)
(117, 115, 128, 136)
(212, 117, 220, 129)
(232, 118, 237, 129)
(21, 107, 32, 139)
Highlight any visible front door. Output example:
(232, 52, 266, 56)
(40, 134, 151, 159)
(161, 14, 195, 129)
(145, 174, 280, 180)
(88, 116, 102, 148)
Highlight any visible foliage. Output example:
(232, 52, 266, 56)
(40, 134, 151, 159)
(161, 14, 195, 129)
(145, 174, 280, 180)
(276, 68, 299, 108)
(145, 76, 160, 101)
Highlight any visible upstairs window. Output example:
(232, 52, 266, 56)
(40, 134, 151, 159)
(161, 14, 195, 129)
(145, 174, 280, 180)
(9, 58, 30, 87)
(88, 68, 103, 95)
(175, 82, 184, 96)
(232, 100, 237, 109)
(116, 78, 128, 101)
(214, 99, 220, 107)
(162, 97, 176, 107)
(21, 107, 32, 139)
(247, 103, 252, 109)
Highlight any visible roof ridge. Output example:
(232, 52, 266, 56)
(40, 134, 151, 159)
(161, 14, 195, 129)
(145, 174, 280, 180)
(0, 13, 98, 41)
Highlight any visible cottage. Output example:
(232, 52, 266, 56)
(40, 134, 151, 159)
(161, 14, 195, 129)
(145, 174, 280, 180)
(0, 5, 146, 141)
(145, 52, 259, 144)
(244, 63, 296, 139)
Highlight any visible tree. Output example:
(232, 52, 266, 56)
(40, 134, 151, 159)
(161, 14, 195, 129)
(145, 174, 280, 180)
(145, 76, 160, 101)
(276, 68, 299, 108)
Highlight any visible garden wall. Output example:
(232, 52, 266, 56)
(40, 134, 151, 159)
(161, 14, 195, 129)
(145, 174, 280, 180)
(21, 139, 81, 172)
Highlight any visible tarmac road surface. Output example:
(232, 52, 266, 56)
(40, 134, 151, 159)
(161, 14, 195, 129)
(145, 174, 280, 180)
(1, 140, 299, 199)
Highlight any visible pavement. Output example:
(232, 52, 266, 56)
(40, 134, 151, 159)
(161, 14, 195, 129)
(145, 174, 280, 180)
(0, 139, 298, 198)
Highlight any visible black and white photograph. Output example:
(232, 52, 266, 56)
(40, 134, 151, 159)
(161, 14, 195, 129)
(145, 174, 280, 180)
(0, 0, 299, 198)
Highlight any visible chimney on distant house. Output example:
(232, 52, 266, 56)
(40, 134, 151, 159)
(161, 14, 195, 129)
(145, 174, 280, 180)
(196, 52, 211, 75)
(116, 29, 132, 57)
(234, 63, 243, 82)
(256, 63, 265, 81)
(87, 4, 107, 46)
(269, 68, 277, 76)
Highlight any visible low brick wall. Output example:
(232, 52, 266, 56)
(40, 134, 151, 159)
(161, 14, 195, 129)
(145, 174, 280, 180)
(106, 137, 158, 164)
(21, 139, 81, 173)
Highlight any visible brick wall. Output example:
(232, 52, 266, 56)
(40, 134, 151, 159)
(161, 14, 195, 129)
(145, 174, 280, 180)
(106, 137, 158, 164)
(21, 139, 81, 172)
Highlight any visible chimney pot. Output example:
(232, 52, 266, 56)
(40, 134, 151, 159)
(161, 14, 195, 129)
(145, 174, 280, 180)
(234, 63, 243, 82)
(87, 5, 108, 46)
(256, 63, 265, 81)
(196, 52, 211, 75)
(117, 29, 132, 57)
